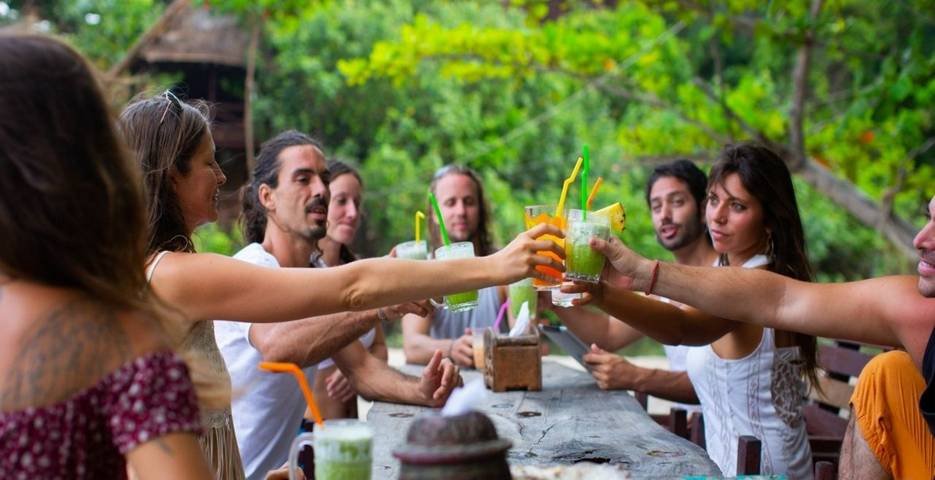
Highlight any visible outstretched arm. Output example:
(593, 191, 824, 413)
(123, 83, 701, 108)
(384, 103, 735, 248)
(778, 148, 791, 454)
(152, 223, 563, 325)
(592, 290, 739, 346)
(547, 298, 644, 350)
(587, 236, 918, 354)
(251, 302, 429, 366)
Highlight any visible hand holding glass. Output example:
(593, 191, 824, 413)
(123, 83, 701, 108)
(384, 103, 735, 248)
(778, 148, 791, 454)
(563, 209, 611, 283)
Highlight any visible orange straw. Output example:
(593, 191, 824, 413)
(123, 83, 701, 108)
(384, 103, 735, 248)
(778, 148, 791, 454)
(259, 362, 324, 427)
(586, 176, 604, 210)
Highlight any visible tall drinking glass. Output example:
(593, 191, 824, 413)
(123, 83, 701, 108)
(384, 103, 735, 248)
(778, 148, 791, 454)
(508, 278, 538, 320)
(564, 209, 611, 283)
(523, 205, 565, 290)
(551, 288, 582, 308)
(434, 242, 479, 312)
(288, 419, 373, 480)
(395, 240, 428, 260)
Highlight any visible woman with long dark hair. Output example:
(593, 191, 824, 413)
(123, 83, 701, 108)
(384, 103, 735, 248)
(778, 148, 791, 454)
(0, 34, 214, 479)
(569, 142, 817, 478)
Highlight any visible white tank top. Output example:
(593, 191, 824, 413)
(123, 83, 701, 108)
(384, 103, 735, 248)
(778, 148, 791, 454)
(685, 255, 812, 478)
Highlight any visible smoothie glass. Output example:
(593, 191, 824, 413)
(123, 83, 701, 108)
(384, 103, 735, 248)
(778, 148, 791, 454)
(563, 209, 611, 283)
(395, 240, 428, 260)
(508, 278, 538, 320)
(434, 242, 479, 312)
(289, 419, 373, 480)
(523, 205, 565, 290)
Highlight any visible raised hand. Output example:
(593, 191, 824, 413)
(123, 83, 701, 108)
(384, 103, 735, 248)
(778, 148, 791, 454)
(419, 349, 463, 407)
(491, 223, 565, 284)
(582, 344, 638, 391)
(587, 236, 654, 291)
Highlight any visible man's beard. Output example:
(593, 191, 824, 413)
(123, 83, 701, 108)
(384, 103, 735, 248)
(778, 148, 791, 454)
(657, 220, 703, 252)
(302, 196, 329, 241)
(307, 223, 327, 241)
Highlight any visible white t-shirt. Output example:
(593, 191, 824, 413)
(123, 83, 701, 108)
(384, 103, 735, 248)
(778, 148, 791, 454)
(214, 243, 318, 480)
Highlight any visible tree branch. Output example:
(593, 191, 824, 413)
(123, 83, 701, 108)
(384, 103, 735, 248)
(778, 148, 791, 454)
(796, 157, 917, 261)
(596, 79, 731, 145)
(243, 10, 262, 178)
(788, 0, 824, 170)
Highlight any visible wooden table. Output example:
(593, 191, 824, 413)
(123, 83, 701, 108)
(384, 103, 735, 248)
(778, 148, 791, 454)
(368, 359, 721, 479)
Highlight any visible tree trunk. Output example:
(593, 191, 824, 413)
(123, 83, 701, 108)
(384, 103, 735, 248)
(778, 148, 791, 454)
(244, 12, 262, 179)
(794, 158, 918, 261)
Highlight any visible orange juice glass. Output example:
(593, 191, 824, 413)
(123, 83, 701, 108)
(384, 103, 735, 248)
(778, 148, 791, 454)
(524, 205, 565, 290)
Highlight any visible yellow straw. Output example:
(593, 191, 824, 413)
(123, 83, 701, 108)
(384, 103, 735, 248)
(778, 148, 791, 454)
(555, 156, 584, 218)
(586, 177, 604, 210)
(415, 211, 425, 242)
(259, 362, 324, 427)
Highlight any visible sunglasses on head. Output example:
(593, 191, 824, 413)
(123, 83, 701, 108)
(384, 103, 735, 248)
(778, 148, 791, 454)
(158, 90, 182, 126)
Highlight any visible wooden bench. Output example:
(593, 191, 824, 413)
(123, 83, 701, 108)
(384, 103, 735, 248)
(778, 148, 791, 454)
(805, 339, 885, 478)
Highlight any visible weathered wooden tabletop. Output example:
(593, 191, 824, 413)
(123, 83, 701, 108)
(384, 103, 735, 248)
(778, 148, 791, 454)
(368, 359, 721, 479)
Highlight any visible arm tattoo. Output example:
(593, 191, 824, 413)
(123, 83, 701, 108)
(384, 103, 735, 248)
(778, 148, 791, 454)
(154, 438, 175, 456)
(0, 297, 132, 410)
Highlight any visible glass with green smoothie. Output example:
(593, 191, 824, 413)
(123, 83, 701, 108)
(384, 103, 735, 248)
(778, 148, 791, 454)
(563, 209, 611, 283)
(289, 419, 373, 480)
(434, 242, 479, 312)
(508, 277, 538, 320)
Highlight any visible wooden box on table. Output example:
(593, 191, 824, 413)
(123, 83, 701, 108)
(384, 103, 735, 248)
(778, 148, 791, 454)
(483, 328, 541, 392)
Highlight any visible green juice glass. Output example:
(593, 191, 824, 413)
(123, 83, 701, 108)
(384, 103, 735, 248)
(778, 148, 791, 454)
(395, 240, 428, 260)
(508, 278, 538, 320)
(289, 419, 373, 480)
(434, 242, 479, 312)
(564, 209, 611, 284)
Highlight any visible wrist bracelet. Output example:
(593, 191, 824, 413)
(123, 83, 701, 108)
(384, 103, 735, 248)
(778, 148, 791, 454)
(447, 339, 455, 359)
(645, 260, 661, 296)
(376, 308, 388, 322)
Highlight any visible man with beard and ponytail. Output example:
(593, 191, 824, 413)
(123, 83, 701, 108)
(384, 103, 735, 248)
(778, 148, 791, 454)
(552, 160, 714, 411)
(214, 132, 466, 479)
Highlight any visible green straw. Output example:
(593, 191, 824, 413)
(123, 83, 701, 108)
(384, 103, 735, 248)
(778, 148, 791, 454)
(428, 192, 451, 246)
(581, 144, 590, 220)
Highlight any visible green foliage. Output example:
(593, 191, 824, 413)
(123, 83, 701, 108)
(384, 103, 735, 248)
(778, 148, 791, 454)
(321, 0, 932, 276)
(3, 0, 165, 68)
(192, 222, 244, 256)
(14, 0, 930, 283)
